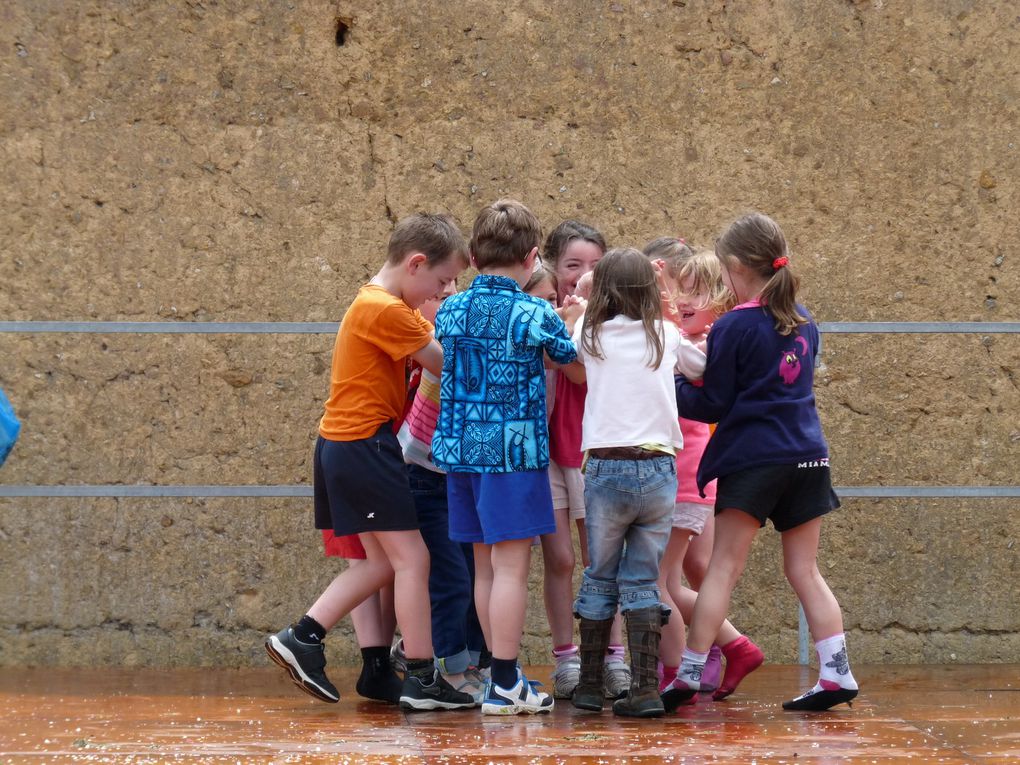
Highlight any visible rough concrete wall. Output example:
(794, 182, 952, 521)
(1, 0, 1017, 667)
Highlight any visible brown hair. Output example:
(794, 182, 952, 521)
(674, 249, 737, 315)
(642, 236, 694, 280)
(542, 220, 606, 266)
(386, 213, 469, 267)
(581, 247, 664, 368)
(470, 199, 542, 269)
(715, 212, 806, 336)
(523, 262, 558, 301)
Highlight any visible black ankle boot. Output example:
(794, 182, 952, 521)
(612, 607, 665, 718)
(572, 616, 614, 711)
(355, 646, 403, 703)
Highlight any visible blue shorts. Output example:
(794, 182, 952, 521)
(447, 469, 556, 544)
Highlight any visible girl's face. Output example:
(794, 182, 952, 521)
(526, 275, 558, 307)
(718, 253, 761, 304)
(675, 275, 717, 337)
(553, 238, 603, 303)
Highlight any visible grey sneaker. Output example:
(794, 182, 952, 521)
(390, 638, 407, 674)
(265, 626, 339, 703)
(449, 667, 487, 706)
(551, 654, 581, 699)
(604, 655, 632, 699)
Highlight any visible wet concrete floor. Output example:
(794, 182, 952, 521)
(1, 664, 1018, 763)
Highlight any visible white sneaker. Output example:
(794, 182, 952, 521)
(481, 670, 554, 715)
(604, 655, 632, 699)
(551, 655, 581, 699)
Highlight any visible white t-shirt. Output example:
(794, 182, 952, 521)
(572, 316, 705, 452)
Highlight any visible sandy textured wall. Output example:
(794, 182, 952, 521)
(1, 0, 1017, 667)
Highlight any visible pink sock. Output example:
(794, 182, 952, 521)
(606, 644, 626, 661)
(553, 644, 578, 660)
(714, 636, 764, 700)
(700, 645, 723, 691)
(659, 664, 679, 693)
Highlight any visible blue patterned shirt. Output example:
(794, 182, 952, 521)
(432, 274, 577, 473)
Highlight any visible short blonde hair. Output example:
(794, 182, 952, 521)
(674, 249, 736, 314)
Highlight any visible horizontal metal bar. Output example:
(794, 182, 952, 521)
(0, 485, 313, 497)
(819, 322, 1019, 334)
(0, 321, 339, 334)
(0, 485, 1017, 498)
(0, 321, 1017, 335)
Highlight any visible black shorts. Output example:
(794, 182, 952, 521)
(715, 462, 840, 532)
(313, 424, 418, 536)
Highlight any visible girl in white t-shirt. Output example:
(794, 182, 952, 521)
(569, 247, 704, 718)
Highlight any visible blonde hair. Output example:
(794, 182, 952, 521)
(674, 249, 737, 315)
(715, 212, 805, 336)
(581, 247, 664, 369)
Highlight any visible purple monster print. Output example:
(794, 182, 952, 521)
(778, 336, 810, 385)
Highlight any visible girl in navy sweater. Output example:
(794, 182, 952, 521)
(666, 213, 859, 712)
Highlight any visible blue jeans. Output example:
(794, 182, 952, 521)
(407, 465, 486, 673)
(573, 456, 677, 620)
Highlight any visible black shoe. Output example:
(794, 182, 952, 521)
(265, 626, 339, 703)
(783, 686, 858, 711)
(399, 671, 476, 711)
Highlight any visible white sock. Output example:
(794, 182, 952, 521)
(815, 633, 858, 691)
(676, 648, 709, 691)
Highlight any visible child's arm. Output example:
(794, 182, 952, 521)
(538, 306, 578, 365)
(558, 360, 586, 384)
(675, 324, 739, 423)
(652, 258, 683, 329)
(675, 336, 707, 380)
(410, 338, 443, 377)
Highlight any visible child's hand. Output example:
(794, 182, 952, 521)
(557, 296, 586, 331)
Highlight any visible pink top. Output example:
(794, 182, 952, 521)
(676, 417, 716, 505)
(549, 373, 586, 468)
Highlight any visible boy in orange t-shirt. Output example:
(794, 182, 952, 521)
(266, 213, 475, 712)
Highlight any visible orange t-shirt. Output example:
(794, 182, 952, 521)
(318, 284, 433, 442)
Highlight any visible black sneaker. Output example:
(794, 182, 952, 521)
(265, 626, 339, 703)
(399, 671, 476, 711)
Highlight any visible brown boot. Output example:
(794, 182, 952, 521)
(572, 616, 613, 711)
(612, 607, 665, 718)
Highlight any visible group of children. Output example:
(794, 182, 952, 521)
(265, 201, 860, 718)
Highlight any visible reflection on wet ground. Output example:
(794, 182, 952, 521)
(1, 664, 1017, 763)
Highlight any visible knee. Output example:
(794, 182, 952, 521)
(543, 542, 576, 578)
(783, 557, 819, 587)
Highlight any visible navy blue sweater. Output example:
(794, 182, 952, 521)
(675, 302, 829, 494)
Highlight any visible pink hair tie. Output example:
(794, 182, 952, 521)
(772, 256, 789, 270)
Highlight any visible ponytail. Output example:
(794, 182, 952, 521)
(716, 212, 806, 336)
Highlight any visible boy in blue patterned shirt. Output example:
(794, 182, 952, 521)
(432, 199, 580, 715)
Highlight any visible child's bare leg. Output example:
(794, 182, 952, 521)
(781, 517, 843, 638)
(781, 516, 858, 709)
(488, 537, 533, 658)
(344, 559, 403, 703)
(347, 561, 395, 647)
(307, 548, 394, 630)
(686, 510, 759, 652)
(472, 542, 494, 650)
(683, 513, 714, 589)
(541, 508, 577, 648)
(369, 529, 433, 660)
(659, 529, 692, 673)
(575, 517, 590, 567)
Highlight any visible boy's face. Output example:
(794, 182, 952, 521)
(404, 253, 464, 309)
